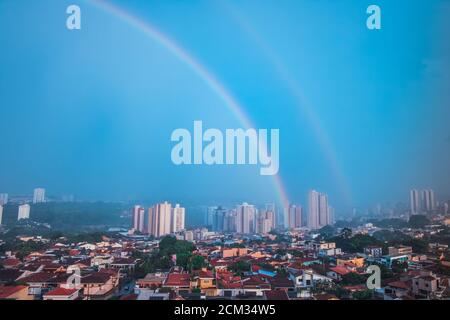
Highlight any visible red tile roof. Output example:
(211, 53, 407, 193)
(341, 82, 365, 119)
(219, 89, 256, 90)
(197, 270, 214, 279)
(1, 258, 21, 267)
(44, 287, 78, 296)
(387, 280, 411, 290)
(269, 275, 294, 288)
(329, 266, 351, 276)
(265, 290, 289, 300)
(0, 285, 27, 299)
(164, 273, 190, 287)
(20, 272, 55, 283)
(120, 293, 138, 300)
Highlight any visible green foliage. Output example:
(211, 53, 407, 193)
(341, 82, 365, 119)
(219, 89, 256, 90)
(66, 232, 105, 244)
(159, 236, 195, 257)
(408, 215, 431, 229)
(341, 272, 367, 285)
(318, 225, 336, 238)
(372, 262, 394, 279)
(372, 218, 408, 229)
(436, 263, 450, 276)
(134, 236, 199, 278)
(10, 240, 47, 260)
(328, 234, 381, 253)
(391, 260, 408, 274)
(372, 230, 411, 243)
(352, 289, 374, 300)
(403, 238, 428, 254)
(0, 202, 126, 231)
(189, 255, 206, 271)
(230, 261, 251, 274)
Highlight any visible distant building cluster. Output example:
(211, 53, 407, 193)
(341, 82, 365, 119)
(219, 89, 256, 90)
(132, 202, 186, 237)
(0, 188, 49, 223)
(205, 203, 276, 235)
(410, 189, 437, 215)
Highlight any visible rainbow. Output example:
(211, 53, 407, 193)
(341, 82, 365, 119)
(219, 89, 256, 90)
(88, 0, 291, 207)
(222, 2, 353, 206)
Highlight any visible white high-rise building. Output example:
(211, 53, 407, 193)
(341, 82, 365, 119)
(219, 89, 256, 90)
(410, 189, 420, 215)
(308, 190, 320, 229)
(236, 203, 256, 234)
(421, 189, 436, 212)
(318, 194, 328, 226)
(171, 204, 185, 233)
(0, 205, 3, 225)
(33, 188, 46, 204)
(148, 201, 172, 238)
(327, 205, 335, 225)
(132, 205, 145, 233)
(0, 193, 8, 205)
(308, 190, 332, 229)
(18, 204, 30, 220)
(287, 204, 302, 229)
(265, 203, 278, 228)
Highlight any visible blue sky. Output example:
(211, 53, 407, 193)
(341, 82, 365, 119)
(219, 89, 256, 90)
(0, 0, 449, 211)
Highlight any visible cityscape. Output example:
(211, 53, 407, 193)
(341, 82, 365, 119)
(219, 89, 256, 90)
(1, 0, 449, 310)
(1, 187, 450, 300)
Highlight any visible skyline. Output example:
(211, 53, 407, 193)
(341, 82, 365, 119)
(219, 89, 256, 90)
(0, 185, 446, 219)
(1, 0, 450, 209)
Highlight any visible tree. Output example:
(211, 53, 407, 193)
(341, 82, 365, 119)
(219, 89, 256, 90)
(352, 289, 374, 300)
(230, 261, 251, 274)
(408, 215, 431, 229)
(341, 272, 367, 285)
(341, 228, 353, 239)
(391, 260, 408, 274)
(189, 255, 206, 271)
(319, 225, 336, 238)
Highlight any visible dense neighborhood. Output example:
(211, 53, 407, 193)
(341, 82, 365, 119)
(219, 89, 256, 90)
(1, 213, 450, 300)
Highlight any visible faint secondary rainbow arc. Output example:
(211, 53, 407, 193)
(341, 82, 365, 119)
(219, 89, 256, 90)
(89, 0, 291, 207)
(222, 2, 353, 207)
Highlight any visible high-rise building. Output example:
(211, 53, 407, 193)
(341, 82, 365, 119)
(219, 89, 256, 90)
(148, 201, 172, 238)
(410, 189, 420, 215)
(327, 205, 335, 225)
(206, 206, 217, 228)
(0, 193, 8, 205)
(0, 205, 3, 225)
(132, 205, 145, 233)
(308, 190, 320, 229)
(171, 204, 185, 233)
(255, 209, 275, 234)
(287, 204, 302, 229)
(236, 203, 256, 234)
(209, 206, 227, 232)
(33, 188, 46, 204)
(421, 189, 436, 212)
(18, 204, 30, 220)
(265, 203, 278, 228)
(318, 193, 328, 226)
(223, 210, 237, 232)
(308, 190, 332, 229)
